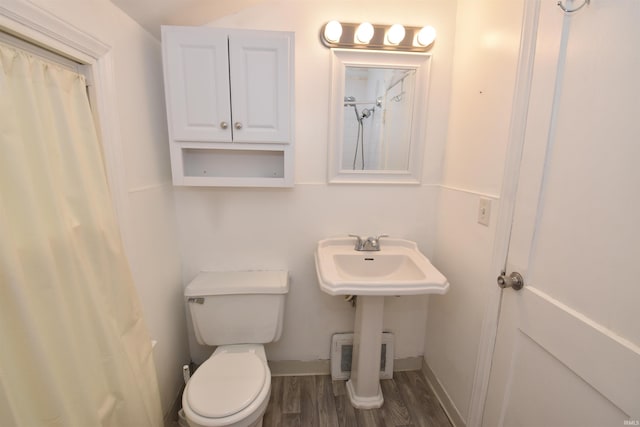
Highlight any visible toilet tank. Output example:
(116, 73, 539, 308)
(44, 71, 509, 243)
(185, 271, 289, 346)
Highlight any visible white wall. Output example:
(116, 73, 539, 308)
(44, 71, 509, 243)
(425, 0, 525, 424)
(172, 0, 457, 364)
(21, 0, 189, 417)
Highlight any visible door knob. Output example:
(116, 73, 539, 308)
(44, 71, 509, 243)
(497, 271, 524, 290)
(220, 121, 228, 130)
(234, 122, 243, 130)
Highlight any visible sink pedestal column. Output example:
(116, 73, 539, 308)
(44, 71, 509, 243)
(346, 295, 385, 409)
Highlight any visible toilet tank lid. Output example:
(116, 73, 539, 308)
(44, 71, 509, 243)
(185, 270, 289, 297)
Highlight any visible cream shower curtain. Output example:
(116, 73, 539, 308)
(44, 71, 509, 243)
(0, 44, 162, 426)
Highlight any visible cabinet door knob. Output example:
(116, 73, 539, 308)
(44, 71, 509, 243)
(234, 122, 243, 130)
(220, 121, 228, 130)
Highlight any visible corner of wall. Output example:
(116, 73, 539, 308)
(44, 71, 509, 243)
(421, 357, 466, 427)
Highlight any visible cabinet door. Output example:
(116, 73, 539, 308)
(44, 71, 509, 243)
(162, 26, 232, 142)
(228, 33, 291, 143)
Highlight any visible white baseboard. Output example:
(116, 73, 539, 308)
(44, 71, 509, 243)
(393, 356, 423, 371)
(421, 359, 466, 427)
(269, 359, 331, 376)
(269, 356, 423, 377)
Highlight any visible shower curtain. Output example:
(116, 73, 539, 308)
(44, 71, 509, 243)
(0, 44, 162, 426)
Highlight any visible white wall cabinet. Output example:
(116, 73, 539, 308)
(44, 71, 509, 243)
(162, 26, 294, 187)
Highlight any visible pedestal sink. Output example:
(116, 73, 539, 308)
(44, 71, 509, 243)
(315, 236, 449, 409)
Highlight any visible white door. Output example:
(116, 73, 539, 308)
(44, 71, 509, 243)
(228, 32, 291, 143)
(162, 26, 232, 142)
(484, 1, 640, 426)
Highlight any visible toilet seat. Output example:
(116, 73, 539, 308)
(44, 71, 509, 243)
(186, 351, 267, 419)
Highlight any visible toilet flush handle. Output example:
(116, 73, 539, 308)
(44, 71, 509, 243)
(187, 297, 204, 304)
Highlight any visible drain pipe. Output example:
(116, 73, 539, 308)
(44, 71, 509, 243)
(178, 365, 191, 427)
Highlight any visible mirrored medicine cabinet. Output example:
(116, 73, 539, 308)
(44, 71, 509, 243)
(328, 49, 431, 184)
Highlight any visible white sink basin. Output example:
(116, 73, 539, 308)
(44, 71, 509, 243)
(315, 237, 449, 296)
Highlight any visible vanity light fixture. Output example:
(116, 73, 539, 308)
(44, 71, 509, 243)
(355, 22, 375, 44)
(386, 24, 406, 45)
(416, 26, 437, 47)
(320, 21, 436, 52)
(324, 20, 343, 43)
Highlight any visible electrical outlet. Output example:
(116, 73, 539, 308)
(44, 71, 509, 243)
(478, 197, 492, 226)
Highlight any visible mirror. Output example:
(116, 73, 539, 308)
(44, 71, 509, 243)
(342, 67, 416, 171)
(328, 50, 431, 184)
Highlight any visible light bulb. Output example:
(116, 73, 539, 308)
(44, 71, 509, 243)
(386, 24, 406, 45)
(324, 20, 343, 43)
(416, 26, 437, 47)
(355, 22, 374, 44)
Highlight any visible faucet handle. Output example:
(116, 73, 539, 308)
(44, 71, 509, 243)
(364, 234, 388, 251)
(349, 234, 364, 250)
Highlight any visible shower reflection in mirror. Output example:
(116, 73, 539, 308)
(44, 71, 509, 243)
(328, 49, 430, 184)
(341, 66, 416, 171)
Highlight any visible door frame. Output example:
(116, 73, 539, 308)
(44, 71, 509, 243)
(0, 0, 132, 250)
(465, 2, 543, 425)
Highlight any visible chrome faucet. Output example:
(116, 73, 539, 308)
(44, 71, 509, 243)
(349, 234, 388, 251)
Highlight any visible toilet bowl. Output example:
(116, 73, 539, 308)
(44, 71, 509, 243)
(182, 344, 271, 427)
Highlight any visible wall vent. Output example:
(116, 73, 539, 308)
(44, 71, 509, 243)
(330, 332, 394, 380)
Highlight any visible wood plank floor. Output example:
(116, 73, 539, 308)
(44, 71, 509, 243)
(263, 371, 452, 427)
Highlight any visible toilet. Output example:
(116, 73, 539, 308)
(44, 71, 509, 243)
(182, 270, 289, 427)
